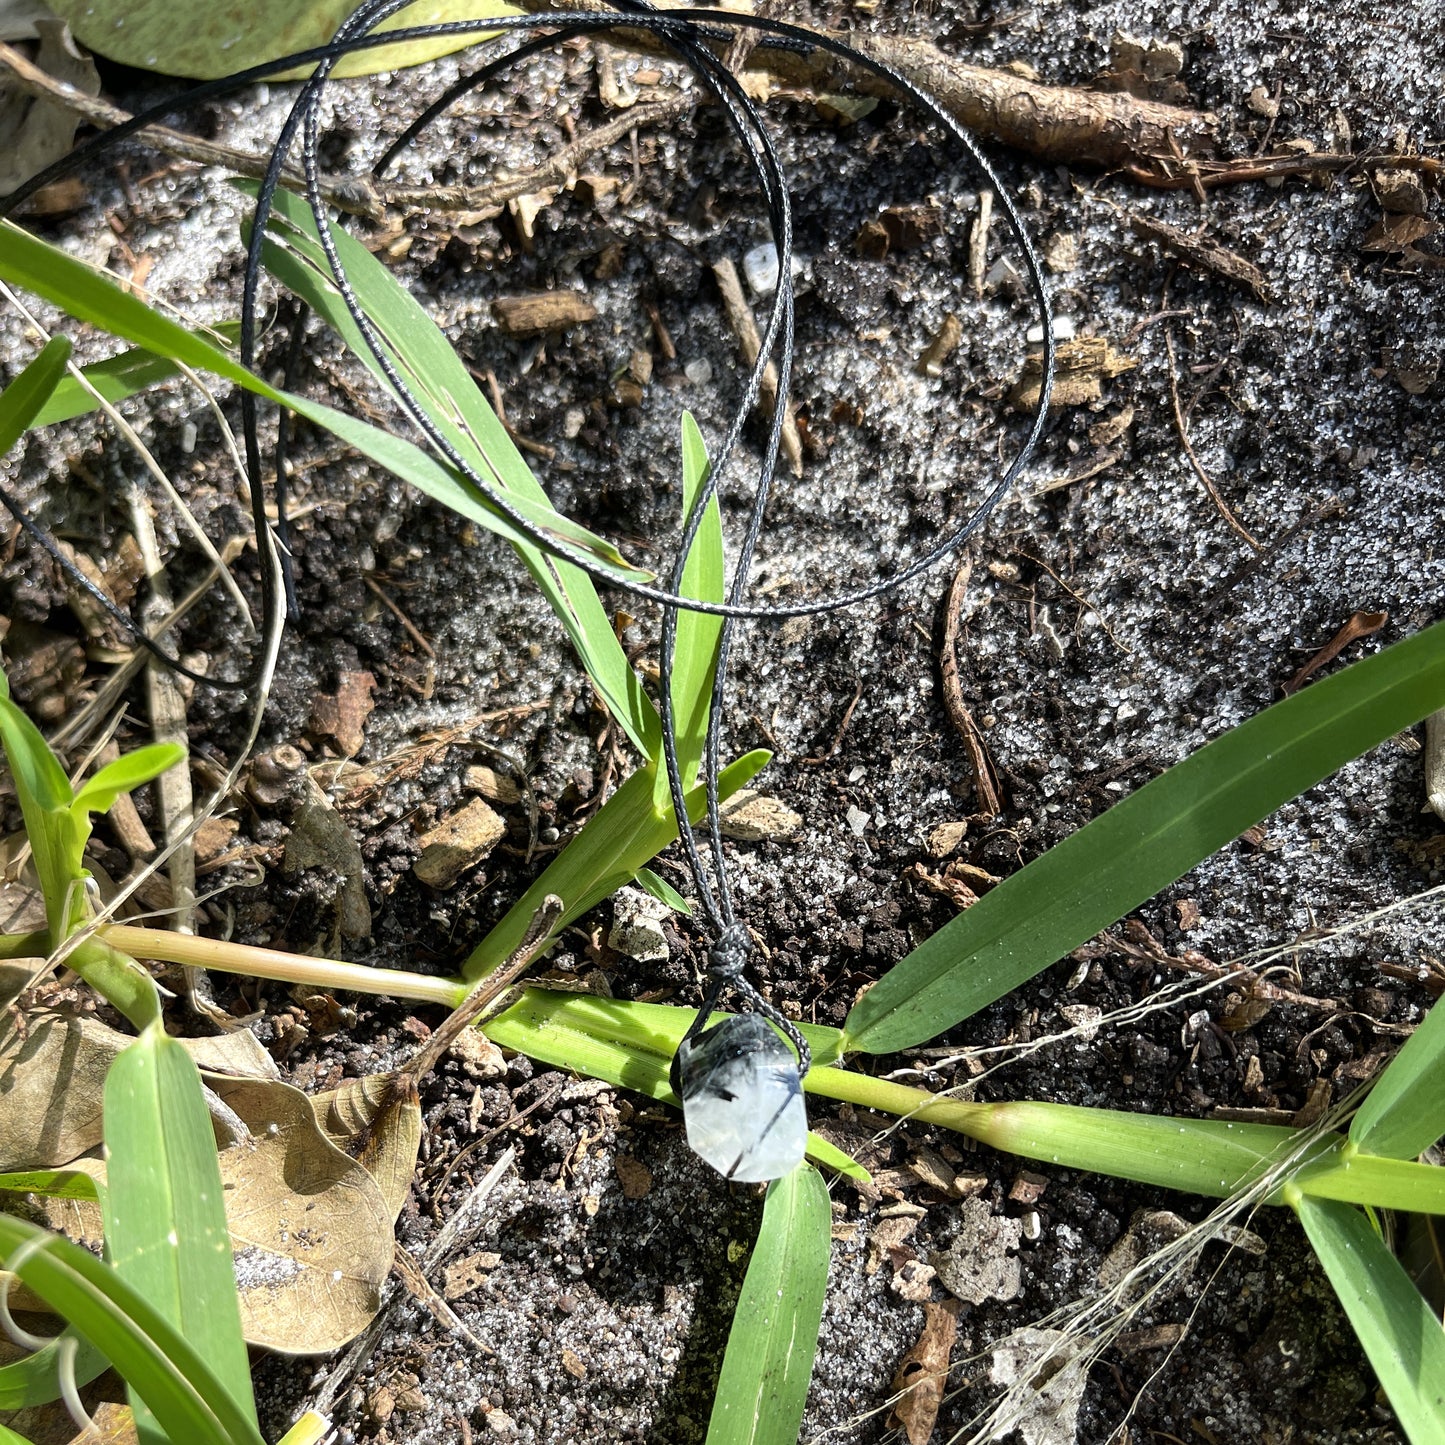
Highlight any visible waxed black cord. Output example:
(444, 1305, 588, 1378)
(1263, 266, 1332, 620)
(0, 2, 1055, 1074)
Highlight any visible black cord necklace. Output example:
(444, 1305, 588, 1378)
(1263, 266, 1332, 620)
(0, 0, 1054, 1181)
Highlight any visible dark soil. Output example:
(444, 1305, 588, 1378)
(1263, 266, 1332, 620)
(2, 2, 1442, 1442)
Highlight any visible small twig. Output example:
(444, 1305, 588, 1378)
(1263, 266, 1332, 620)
(1281, 610, 1388, 695)
(1125, 149, 1444, 192)
(939, 560, 1001, 816)
(710, 257, 804, 477)
(1015, 548, 1130, 654)
(477, 368, 556, 461)
(1197, 497, 1342, 621)
(1164, 327, 1261, 551)
(380, 94, 690, 214)
(362, 574, 436, 658)
(121, 482, 220, 1022)
(801, 677, 863, 766)
(968, 187, 993, 298)
(0, 42, 382, 220)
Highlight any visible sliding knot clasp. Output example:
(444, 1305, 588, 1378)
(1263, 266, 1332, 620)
(707, 923, 752, 983)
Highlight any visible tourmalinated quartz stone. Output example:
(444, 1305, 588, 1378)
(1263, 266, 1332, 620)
(675, 1013, 807, 1182)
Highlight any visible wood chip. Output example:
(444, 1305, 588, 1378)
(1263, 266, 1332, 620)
(614, 1154, 653, 1199)
(443, 1251, 502, 1300)
(917, 312, 963, 377)
(464, 764, 522, 805)
(717, 788, 802, 841)
(308, 669, 376, 756)
(491, 291, 597, 335)
(925, 821, 968, 858)
(414, 798, 506, 888)
(1011, 336, 1137, 411)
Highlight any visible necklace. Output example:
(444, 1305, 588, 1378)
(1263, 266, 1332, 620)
(1, 0, 1053, 1181)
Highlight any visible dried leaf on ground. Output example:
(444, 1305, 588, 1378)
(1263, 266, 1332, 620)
(0, 18, 98, 197)
(887, 1300, 960, 1445)
(282, 776, 372, 938)
(211, 1074, 395, 1353)
(310, 1072, 422, 1223)
(308, 669, 377, 757)
(0, 1011, 122, 1169)
(1129, 213, 1273, 301)
(988, 1328, 1092, 1445)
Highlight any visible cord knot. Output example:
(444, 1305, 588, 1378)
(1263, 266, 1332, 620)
(707, 924, 752, 982)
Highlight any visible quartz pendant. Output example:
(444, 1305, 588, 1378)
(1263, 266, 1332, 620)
(675, 1013, 807, 1182)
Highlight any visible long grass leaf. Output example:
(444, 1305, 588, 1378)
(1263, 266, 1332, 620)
(462, 752, 769, 980)
(0, 1169, 101, 1201)
(0, 1214, 263, 1445)
(1350, 993, 1445, 1159)
(0, 335, 72, 455)
(846, 619, 1445, 1054)
(655, 411, 724, 805)
(0, 221, 641, 589)
(103, 1027, 256, 1439)
(0, 1327, 108, 1410)
(245, 185, 663, 753)
(1295, 1194, 1445, 1445)
(706, 1163, 830, 1445)
(1294, 1148, 1445, 1214)
(29, 324, 242, 427)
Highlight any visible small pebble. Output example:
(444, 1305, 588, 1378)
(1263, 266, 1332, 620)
(180, 420, 198, 453)
(1025, 316, 1077, 344)
(742, 242, 803, 297)
(684, 357, 713, 386)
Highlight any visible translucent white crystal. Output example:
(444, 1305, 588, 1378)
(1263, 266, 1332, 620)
(677, 1014, 807, 1182)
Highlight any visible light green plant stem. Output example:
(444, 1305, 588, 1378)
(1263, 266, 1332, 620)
(92, 926, 468, 1007)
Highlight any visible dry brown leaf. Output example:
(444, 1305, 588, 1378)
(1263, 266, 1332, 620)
(887, 1300, 960, 1445)
(0, 18, 100, 197)
(0, 1011, 123, 1170)
(310, 1072, 422, 1223)
(0, 1012, 284, 1171)
(211, 1074, 394, 1353)
(308, 669, 377, 757)
(68, 1400, 138, 1444)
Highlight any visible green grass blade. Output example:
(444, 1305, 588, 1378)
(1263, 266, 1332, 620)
(0, 221, 644, 600)
(0, 1169, 101, 1201)
(0, 1423, 37, 1444)
(802, 1070, 1340, 1198)
(1351, 993, 1445, 1158)
(244, 184, 661, 753)
(0, 1214, 264, 1445)
(706, 1163, 830, 1445)
(29, 323, 243, 427)
(654, 411, 724, 806)
(0, 666, 83, 941)
(1, 335, 72, 455)
(1294, 1194, 1445, 1445)
(103, 1025, 256, 1439)
(0, 1328, 109, 1410)
(71, 742, 186, 816)
(461, 752, 769, 981)
(1294, 1147, 1445, 1214)
(634, 866, 693, 916)
(846, 619, 1445, 1054)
